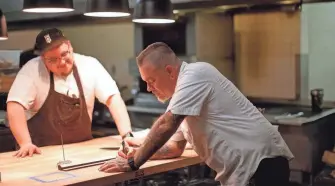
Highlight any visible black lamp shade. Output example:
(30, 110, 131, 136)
(0, 9, 8, 40)
(23, 0, 74, 13)
(133, 0, 175, 24)
(84, 0, 130, 17)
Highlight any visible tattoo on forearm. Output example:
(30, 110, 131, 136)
(159, 144, 170, 154)
(150, 144, 171, 160)
(134, 112, 186, 167)
(150, 140, 187, 160)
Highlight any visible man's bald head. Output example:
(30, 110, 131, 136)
(136, 42, 180, 68)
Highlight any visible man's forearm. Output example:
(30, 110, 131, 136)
(133, 111, 185, 168)
(107, 94, 132, 137)
(150, 140, 186, 160)
(7, 102, 32, 146)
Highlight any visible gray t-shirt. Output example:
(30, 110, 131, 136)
(168, 62, 294, 186)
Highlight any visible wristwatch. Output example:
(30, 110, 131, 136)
(128, 157, 139, 171)
(122, 131, 134, 139)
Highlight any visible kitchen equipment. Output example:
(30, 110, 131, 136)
(57, 133, 72, 166)
(274, 112, 304, 120)
(56, 133, 72, 168)
(56, 118, 72, 167)
(311, 88, 324, 113)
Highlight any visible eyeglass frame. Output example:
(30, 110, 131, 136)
(42, 43, 72, 64)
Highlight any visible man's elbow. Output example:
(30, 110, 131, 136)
(172, 148, 184, 158)
(150, 149, 183, 160)
(166, 148, 184, 159)
(164, 142, 186, 159)
(149, 141, 185, 160)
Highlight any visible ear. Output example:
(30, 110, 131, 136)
(66, 40, 74, 53)
(41, 54, 46, 61)
(165, 65, 174, 79)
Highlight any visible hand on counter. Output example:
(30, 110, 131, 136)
(13, 143, 41, 158)
(98, 156, 132, 173)
(98, 140, 134, 173)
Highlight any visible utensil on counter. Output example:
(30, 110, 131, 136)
(274, 112, 304, 120)
(100, 147, 121, 150)
(58, 144, 119, 170)
(56, 119, 72, 167)
(57, 133, 72, 166)
(58, 157, 115, 171)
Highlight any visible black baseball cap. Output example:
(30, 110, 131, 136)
(34, 28, 68, 55)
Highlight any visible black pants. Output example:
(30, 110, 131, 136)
(250, 156, 290, 186)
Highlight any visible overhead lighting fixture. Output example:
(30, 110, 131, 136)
(0, 9, 8, 40)
(133, 0, 175, 24)
(23, 0, 74, 13)
(84, 0, 130, 17)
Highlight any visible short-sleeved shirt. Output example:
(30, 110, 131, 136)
(7, 53, 120, 121)
(168, 62, 294, 186)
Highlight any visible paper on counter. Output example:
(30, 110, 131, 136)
(29, 172, 76, 183)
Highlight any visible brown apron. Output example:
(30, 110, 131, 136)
(27, 65, 93, 147)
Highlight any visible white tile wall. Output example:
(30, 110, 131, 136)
(302, 2, 335, 101)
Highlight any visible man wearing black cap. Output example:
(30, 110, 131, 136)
(6, 28, 134, 158)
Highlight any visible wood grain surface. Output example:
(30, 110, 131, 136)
(0, 136, 201, 186)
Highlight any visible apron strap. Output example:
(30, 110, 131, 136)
(72, 65, 86, 101)
(49, 71, 55, 90)
(48, 64, 84, 100)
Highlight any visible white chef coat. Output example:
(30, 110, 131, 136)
(7, 53, 120, 121)
(168, 62, 294, 186)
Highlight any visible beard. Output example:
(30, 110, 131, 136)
(157, 97, 168, 103)
(60, 66, 73, 77)
(153, 91, 169, 103)
(58, 61, 74, 77)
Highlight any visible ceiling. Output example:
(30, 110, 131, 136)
(0, 0, 333, 23)
(0, 0, 211, 22)
(0, 0, 122, 22)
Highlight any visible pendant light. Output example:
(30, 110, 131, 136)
(0, 9, 8, 40)
(132, 0, 175, 24)
(23, 0, 74, 13)
(84, 0, 130, 17)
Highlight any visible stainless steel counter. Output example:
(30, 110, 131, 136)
(264, 108, 335, 126)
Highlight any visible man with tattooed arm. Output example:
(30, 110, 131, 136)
(98, 42, 294, 186)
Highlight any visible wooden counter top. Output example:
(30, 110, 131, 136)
(0, 136, 201, 186)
